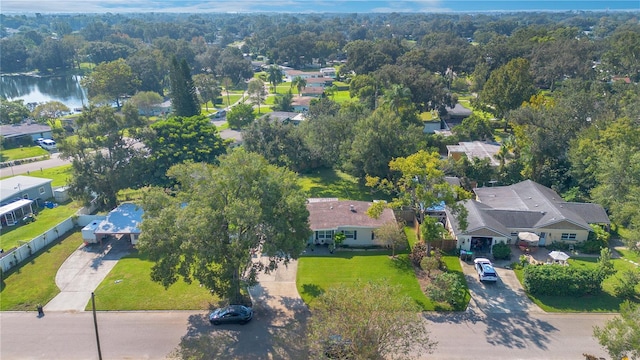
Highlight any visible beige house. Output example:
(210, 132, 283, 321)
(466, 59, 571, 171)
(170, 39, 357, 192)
(445, 180, 609, 253)
(307, 198, 396, 247)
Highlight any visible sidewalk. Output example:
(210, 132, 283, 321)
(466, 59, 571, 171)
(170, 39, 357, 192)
(44, 238, 130, 312)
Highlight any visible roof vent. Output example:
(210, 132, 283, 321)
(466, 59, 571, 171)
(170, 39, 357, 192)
(350, 204, 356, 212)
(330, 206, 333, 210)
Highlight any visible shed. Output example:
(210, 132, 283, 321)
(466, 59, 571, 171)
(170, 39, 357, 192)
(82, 220, 101, 243)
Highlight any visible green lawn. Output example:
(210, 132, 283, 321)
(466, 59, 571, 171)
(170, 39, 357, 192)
(298, 168, 382, 201)
(90, 251, 218, 310)
(0, 200, 81, 250)
(0, 230, 83, 311)
(330, 90, 352, 104)
(220, 94, 244, 107)
(297, 251, 434, 310)
(1, 146, 49, 162)
(617, 248, 640, 264)
(514, 257, 640, 312)
(21, 164, 73, 187)
(405, 226, 419, 249)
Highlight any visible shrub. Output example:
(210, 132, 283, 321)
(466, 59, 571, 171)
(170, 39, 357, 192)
(409, 241, 428, 267)
(425, 272, 466, 307)
(420, 256, 440, 278)
(613, 269, 640, 299)
(492, 242, 511, 260)
(523, 265, 606, 296)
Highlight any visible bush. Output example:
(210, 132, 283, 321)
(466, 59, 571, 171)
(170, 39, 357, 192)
(523, 265, 606, 296)
(409, 241, 428, 267)
(492, 242, 511, 260)
(425, 272, 466, 307)
(613, 269, 640, 299)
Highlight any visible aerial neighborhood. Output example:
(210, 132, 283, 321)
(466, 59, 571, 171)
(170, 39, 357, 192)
(1, 4, 639, 360)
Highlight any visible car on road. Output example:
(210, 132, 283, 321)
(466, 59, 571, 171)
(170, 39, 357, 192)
(209, 305, 253, 325)
(474, 258, 498, 282)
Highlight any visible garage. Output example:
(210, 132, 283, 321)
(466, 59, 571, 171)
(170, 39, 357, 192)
(470, 236, 493, 254)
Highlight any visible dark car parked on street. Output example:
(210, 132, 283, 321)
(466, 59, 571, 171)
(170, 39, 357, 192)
(209, 305, 253, 325)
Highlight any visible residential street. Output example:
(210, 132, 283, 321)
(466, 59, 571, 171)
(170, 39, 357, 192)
(0, 310, 612, 359)
(0, 152, 70, 178)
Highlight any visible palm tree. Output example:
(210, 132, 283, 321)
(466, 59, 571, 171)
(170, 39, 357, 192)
(267, 65, 283, 92)
(382, 84, 412, 116)
(291, 76, 307, 97)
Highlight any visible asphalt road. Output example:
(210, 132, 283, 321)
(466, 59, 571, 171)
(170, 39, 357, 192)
(0, 310, 612, 360)
(0, 152, 70, 178)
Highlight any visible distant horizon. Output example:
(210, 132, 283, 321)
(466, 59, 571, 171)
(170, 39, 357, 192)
(2, 0, 639, 14)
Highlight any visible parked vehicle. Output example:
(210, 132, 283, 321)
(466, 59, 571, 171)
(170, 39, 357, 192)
(474, 258, 498, 282)
(208, 305, 253, 325)
(39, 139, 57, 151)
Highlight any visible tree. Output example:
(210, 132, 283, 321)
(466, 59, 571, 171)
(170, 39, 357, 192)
(373, 221, 407, 257)
(193, 73, 220, 111)
(220, 77, 234, 107)
(137, 150, 312, 303)
(0, 99, 30, 124)
(169, 57, 200, 117)
(291, 76, 307, 97)
(226, 103, 255, 129)
(272, 91, 294, 112)
(421, 256, 440, 278)
(58, 104, 144, 210)
(81, 58, 140, 110)
(597, 247, 615, 277)
(475, 58, 536, 130)
(613, 269, 640, 299)
(129, 91, 163, 116)
(307, 280, 436, 360)
(31, 101, 70, 121)
(593, 301, 640, 360)
(141, 115, 226, 186)
(247, 78, 267, 114)
(216, 47, 253, 86)
(366, 150, 470, 232)
(420, 216, 446, 253)
(266, 65, 283, 91)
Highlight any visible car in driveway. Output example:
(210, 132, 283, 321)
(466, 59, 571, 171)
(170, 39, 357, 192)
(209, 305, 253, 325)
(474, 258, 498, 282)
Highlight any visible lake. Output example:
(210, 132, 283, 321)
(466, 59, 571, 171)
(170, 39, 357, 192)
(0, 74, 89, 110)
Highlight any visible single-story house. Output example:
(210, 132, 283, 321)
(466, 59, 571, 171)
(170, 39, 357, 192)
(284, 70, 323, 82)
(292, 96, 313, 112)
(444, 103, 472, 122)
(445, 180, 610, 253)
(219, 129, 243, 148)
(305, 77, 333, 88)
(85, 203, 144, 245)
(447, 141, 502, 167)
(264, 112, 306, 126)
(307, 198, 396, 247)
(0, 175, 54, 205)
(300, 86, 325, 97)
(320, 67, 337, 78)
(0, 122, 53, 146)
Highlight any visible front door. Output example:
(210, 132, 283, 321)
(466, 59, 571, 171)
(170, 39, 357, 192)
(539, 232, 546, 246)
(5, 212, 16, 226)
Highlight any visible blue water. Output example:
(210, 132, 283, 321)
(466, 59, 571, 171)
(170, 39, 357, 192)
(0, 74, 89, 110)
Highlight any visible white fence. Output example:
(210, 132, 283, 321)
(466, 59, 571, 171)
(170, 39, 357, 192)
(0, 205, 100, 273)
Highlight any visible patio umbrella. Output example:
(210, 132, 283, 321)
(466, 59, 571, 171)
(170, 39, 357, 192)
(518, 232, 540, 246)
(548, 251, 570, 262)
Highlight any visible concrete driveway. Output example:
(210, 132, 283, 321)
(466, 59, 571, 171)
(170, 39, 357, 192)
(460, 258, 542, 314)
(44, 238, 130, 312)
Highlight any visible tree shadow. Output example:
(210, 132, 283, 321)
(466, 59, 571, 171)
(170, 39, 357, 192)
(171, 288, 310, 359)
(300, 283, 324, 298)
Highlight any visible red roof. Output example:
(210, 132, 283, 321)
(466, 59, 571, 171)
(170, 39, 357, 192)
(307, 199, 396, 230)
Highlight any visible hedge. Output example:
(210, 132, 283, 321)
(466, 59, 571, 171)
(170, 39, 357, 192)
(523, 264, 606, 296)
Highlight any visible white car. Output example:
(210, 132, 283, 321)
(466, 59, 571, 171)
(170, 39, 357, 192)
(39, 139, 57, 151)
(474, 258, 498, 282)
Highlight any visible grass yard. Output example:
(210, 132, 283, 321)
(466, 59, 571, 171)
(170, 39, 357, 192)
(90, 250, 218, 310)
(0, 200, 81, 250)
(298, 168, 383, 201)
(514, 257, 640, 312)
(22, 164, 73, 187)
(297, 251, 434, 310)
(0, 230, 83, 311)
(405, 226, 419, 249)
(617, 248, 640, 264)
(1, 146, 49, 162)
(220, 94, 244, 107)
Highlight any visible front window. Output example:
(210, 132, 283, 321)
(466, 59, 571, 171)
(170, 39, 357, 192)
(343, 230, 356, 240)
(39, 186, 45, 195)
(561, 233, 577, 240)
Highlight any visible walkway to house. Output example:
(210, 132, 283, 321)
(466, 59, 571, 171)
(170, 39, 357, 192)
(45, 237, 130, 312)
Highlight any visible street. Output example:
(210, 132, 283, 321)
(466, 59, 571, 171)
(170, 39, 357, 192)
(0, 310, 612, 359)
(0, 153, 70, 178)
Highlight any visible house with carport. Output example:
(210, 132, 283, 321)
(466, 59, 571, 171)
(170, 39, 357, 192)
(306, 198, 396, 247)
(82, 203, 143, 245)
(445, 180, 609, 254)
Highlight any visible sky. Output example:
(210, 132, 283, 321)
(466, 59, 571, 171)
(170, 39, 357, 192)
(1, 0, 638, 14)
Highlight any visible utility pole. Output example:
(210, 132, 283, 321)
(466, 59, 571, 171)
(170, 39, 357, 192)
(91, 292, 103, 360)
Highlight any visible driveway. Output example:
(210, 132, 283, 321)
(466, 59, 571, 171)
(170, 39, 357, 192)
(44, 238, 130, 312)
(460, 258, 542, 314)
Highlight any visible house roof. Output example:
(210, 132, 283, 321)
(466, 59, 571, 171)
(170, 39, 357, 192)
(0, 176, 53, 203)
(292, 96, 313, 107)
(219, 129, 243, 144)
(445, 103, 473, 117)
(447, 141, 501, 166)
(95, 203, 144, 235)
(0, 199, 34, 216)
(447, 180, 609, 236)
(301, 87, 324, 96)
(264, 112, 303, 122)
(307, 199, 395, 230)
(0, 123, 51, 139)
